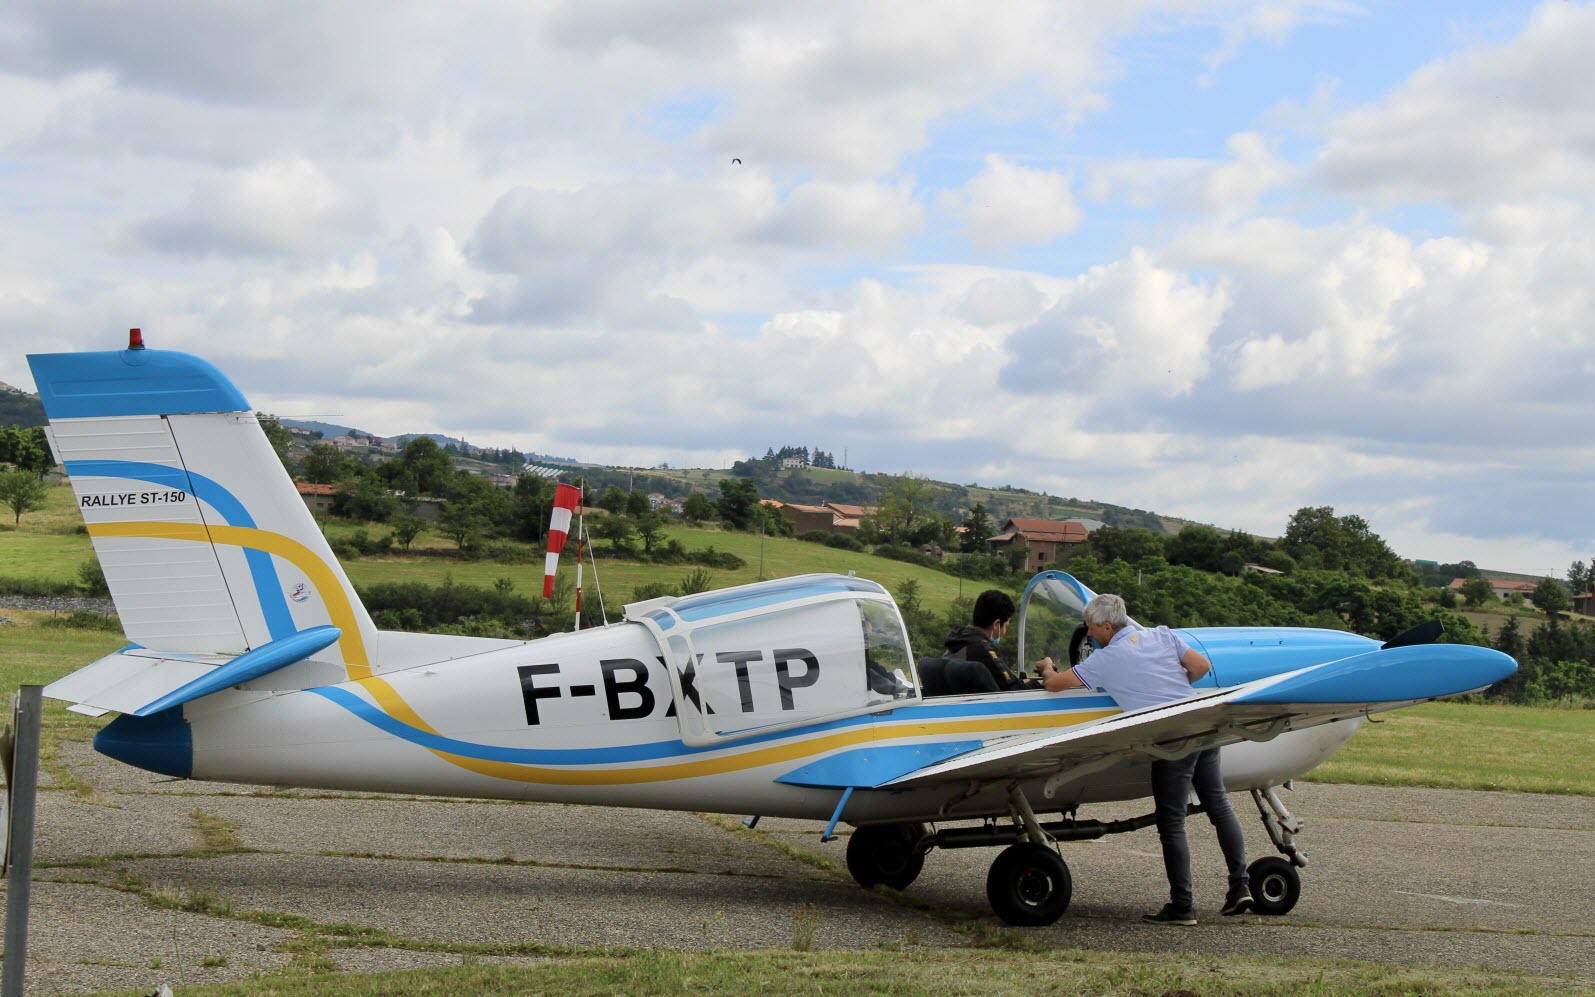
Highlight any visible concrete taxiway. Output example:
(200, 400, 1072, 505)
(4, 739, 1591, 994)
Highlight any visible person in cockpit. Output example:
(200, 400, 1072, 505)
(940, 590, 1041, 692)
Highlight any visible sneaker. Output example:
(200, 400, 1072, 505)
(1142, 904, 1197, 926)
(1221, 886, 1254, 916)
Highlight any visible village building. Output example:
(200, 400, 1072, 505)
(986, 518, 1093, 573)
(1446, 577, 1541, 600)
(295, 482, 336, 516)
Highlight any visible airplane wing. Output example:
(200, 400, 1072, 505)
(881, 642, 1514, 789)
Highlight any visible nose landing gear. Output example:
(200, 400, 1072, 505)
(1247, 784, 1306, 915)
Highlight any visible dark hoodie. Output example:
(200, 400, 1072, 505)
(942, 625, 1027, 691)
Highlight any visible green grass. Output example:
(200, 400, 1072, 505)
(1306, 701, 1595, 795)
(67, 947, 1566, 997)
(0, 482, 95, 581)
(343, 521, 975, 612)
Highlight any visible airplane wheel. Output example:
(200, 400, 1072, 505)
(986, 843, 1072, 926)
(1248, 856, 1301, 916)
(846, 823, 927, 890)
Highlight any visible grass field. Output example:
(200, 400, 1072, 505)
(1306, 700, 1594, 795)
(49, 948, 1565, 997)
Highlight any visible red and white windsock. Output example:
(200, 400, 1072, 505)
(543, 484, 581, 597)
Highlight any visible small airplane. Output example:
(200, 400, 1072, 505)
(27, 333, 1517, 926)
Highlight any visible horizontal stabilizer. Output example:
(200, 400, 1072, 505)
(42, 626, 341, 717)
(134, 625, 341, 715)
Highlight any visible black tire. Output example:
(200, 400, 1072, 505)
(1248, 856, 1301, 916)
(845, 823, 927, 891)
(986, 843, 1072, 926)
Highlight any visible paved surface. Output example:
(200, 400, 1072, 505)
(4, 739, 1591, 994)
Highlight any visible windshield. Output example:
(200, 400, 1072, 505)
(1018, 571, 1097, 668)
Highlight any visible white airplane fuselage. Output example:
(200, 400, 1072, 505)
(103, 616, 1363, 825)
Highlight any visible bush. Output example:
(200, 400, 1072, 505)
(357, 579, 555, 633)
(0, 576, 79, 598)
(39, 610, 122, 632)
(77, 558, 109, 597)
(874, 544, 940, 569)
(797, 529, 865, 552)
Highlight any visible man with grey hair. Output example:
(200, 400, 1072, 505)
(1037, 593, 1251, 924)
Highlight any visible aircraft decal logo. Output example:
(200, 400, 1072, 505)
(289, 582, 311, 603)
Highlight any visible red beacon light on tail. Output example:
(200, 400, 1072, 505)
(128, 327, 146, 350)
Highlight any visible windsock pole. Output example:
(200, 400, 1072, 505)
(573, 488, 585, 630)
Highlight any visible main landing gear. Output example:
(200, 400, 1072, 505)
(842, 782, 1312, 925)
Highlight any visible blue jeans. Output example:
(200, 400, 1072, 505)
(1150, 748, 1249, 911)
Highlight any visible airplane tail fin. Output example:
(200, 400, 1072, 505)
(27, 343, 381, 679)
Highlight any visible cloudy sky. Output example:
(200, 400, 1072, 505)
(2, 1, 1591, 575)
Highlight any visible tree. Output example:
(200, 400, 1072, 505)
(0, 468, 49, 524)
(625, 490, 651, 517)
(1531, 577, 1571, 618)
(598, 486, 629, 515)
(682, 492, 714, 524)
(1568, 560, 1591, 596)
(589, 513, 636, 553)
(258, 413, 295, 472)
(716, 477, 761, 530)
(871, 475, 947, 546)
(437, 501, 488, 551)
(385, 436, 456, 496)
(301, 443, 358, 484)
(334, 475, 400, 522)
(1280, 506, 1402, 578)
(390, 515, 427, 551)
(960, 502, 994, 553)
(1460, 577, 1495, 608)
(634, 509, 667, 553)
(0, 426, 53, 476)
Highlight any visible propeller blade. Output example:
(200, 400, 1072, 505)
(1382, 619, 1444, 650)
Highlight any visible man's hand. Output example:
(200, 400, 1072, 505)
(1037, 656, 1085, 692)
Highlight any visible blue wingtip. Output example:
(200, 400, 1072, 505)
(1235, 643, 1517, 705)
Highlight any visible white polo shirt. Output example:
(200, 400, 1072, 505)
(1071, 624, 1194, 712)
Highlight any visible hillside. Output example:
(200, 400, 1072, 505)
(641, 464, 1184, 534)
(0, 384, 45, 427)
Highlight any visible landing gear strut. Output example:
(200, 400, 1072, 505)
(839, 782, 1316, 924)
(1246, 784, 1306, 915)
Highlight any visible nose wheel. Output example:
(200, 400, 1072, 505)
(1249, 785, 1307, 915)
(1247, 855, 1301, 915)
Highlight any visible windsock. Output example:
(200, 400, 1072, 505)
(543, 484, 581, 597)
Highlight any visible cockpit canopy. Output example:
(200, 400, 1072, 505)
(625, 574, 917, 746)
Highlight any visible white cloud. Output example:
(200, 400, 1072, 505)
(945, 155, 1080, 250)
(1314, 3, 1595, 206)
(1200, 1, 1366, 85)
(1002, 248, 1231, 399)
(125, 158, 376, 258)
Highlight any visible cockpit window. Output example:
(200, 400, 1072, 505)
(860, 600, 915, 704)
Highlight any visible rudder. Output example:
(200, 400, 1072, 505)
(28, 345, 380, 678)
